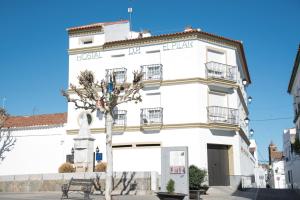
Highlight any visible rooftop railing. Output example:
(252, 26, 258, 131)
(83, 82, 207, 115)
(207, 106, 238, 125)
(205, 61, 237, 82)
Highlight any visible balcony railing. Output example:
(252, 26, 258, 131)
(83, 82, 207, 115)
(205, 61, 237, 82)
(113, 110, 127, 126)
(207, 106, 238, 125)
(141, 64, 163, 81)
(105, 68, 127, 84)
(140, 107, 163, 125)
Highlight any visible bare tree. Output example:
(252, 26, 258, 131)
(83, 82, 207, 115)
(62, 70, 143, 200)
(0, 108, 16, 162)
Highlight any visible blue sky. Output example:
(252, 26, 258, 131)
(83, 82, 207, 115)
(0, 0, 299, 162)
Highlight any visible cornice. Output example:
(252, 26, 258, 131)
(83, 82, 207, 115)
(238, 128, 250, 145)
(68, 28, 102, 37)
(66, 122, 250, 144)
(237, 87, 249, 115)
(68, 45, 103, 55)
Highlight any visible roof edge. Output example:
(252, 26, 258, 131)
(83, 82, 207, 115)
(288, 44, 300, 93)
(67, 20, 129, 32)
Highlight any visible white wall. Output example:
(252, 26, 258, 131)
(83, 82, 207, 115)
(0, 126, 66, 175)
(270, 161, 286, 189)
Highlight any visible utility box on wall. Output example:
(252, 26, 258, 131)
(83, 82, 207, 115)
(161, 147, 189, 200)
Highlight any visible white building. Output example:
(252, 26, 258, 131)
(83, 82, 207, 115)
(269, 160, 286, 189)
(283, 128, 300, 189)
(287, 44, 300, 189)
(250, 139, 267, 188)
(0, 20, 256, 188)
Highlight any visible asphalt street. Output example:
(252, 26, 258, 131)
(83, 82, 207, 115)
(0, 189, 299, 200)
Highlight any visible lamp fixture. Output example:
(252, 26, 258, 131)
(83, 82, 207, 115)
(242, 79, 248, 86)
(250, 129, 254, 136)
(248, 96, 253, 103)
(245, 117, 250, 124)
(96, 146, 99, 153)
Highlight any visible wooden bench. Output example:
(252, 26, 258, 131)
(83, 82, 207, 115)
(61, 178, 94, 200)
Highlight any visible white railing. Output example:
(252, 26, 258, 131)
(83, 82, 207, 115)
(207, 106, 238, 125)
(206, 61, 237, 82)
(140, 107, 163, 125)
(141, 64, 163, 81)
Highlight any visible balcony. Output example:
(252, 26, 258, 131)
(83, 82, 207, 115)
(207, 106, 238, 125)
(205, 62, 237, 83)
(140, 107, 163, 130)
(105, 68, 127, 84)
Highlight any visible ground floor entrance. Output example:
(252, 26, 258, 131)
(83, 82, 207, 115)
(207, 144, 230, 186)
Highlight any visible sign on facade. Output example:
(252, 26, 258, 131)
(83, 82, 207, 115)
(170, 151, 186, 174)
(161, 147, 189, 200)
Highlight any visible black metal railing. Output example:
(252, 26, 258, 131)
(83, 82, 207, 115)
(141, 64, 163, 81)
(205, 61, 237, 82)
(105, 68, 127, 84)
(113, 110, 127, 126)
(140, 107, 163, 125)
(207, 106, 238, 125)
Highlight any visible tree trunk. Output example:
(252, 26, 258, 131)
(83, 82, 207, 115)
(105, 112, 113, 200)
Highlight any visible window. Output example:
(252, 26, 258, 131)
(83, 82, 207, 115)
(141, 107, 163, 124)
(83, 40, 93, 44)
(207, 49, 226, 63)
(80, 37, 93, 45)
(106, 68, 127, 84)
(114, 70, 126, 83)
(113, 110, 127, 126)
(149, 109, 161, 122)
(147, 65, 161, 80)
(141, 64, 162, 80)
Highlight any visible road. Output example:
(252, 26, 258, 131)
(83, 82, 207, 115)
(0, 189, 299, 200)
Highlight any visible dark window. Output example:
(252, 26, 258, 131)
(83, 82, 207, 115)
(83, 40, 93, 44)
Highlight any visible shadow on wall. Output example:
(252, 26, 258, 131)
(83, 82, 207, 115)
(113, 172, 137, 195)
(211, 130, 235, 137)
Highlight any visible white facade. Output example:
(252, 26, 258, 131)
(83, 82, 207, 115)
(287, 45, 300, 189)
(66, 20, 255, 187)
(0, 20, 256, 187)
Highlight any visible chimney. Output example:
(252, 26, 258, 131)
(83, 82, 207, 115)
(184, 25, 193, 32)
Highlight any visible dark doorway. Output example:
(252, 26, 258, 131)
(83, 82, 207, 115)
(207, 144, 230, 186)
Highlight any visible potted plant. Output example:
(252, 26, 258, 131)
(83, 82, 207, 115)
(156, 179, 186, 200)
(189, 165, 209, 199)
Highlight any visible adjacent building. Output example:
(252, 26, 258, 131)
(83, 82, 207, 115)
(286, 44, 300, 189)
(283, 128, 300, 189)
(268, 142, 286, 188)
(0, 20, 256, 188)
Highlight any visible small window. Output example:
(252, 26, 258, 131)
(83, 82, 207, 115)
(112, 144, 132, 148)
(136, 143, 161, 147)
(83, 40, 93, 44)
(80, 37, 93, 45)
